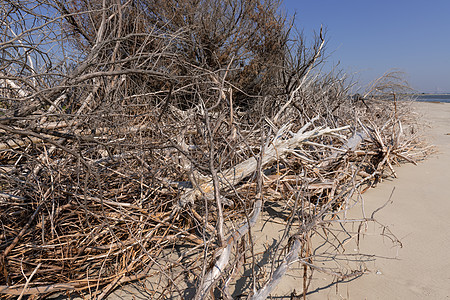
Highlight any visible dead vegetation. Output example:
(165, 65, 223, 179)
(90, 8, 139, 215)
(0, 0, 430, 299)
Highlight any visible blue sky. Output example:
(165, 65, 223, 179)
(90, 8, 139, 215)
(281, 0, 450, 92)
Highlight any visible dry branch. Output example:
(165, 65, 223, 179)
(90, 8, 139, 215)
(0, 1, 429, 299)
(180, 119, 350, 206)
(251, 238, 302, 300)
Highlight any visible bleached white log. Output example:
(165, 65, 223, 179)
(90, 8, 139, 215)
(318, 131, 367, 169)
(250, 238, 302, 300)
(0, 75, 28, 98)
(195, 199, 262, 299)
(180, 121, 350, 206)
(194, 120, 349, 298)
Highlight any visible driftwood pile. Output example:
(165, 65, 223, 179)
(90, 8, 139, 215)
(0, 1, 430, 299)
(0, 78, 427, 299)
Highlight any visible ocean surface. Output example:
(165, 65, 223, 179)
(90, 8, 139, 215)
(415, 94, 450, 103)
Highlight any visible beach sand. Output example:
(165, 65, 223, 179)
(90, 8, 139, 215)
(301, 102, 450, 299)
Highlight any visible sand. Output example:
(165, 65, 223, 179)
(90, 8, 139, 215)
(303, 102, 450, 299)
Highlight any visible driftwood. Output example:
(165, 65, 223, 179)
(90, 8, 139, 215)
(193, 121, 349, 298)
(196, 199, 262, 299)
(0, 1, 429, 299)
(180, 119, 350, 206)
(251, 238, 302, 300)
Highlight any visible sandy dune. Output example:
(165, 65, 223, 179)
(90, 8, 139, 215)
(304, 102, 450, 299)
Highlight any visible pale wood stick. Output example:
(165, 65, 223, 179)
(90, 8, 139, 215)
(180, 121, 349, 206)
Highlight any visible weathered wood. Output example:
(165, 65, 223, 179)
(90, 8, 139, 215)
(195, 199, 262, 299)
(194, 121, 351, 299)
(0, 283, 76, 296)
(319, 131, 367, 168)
(180, 120, 350, 206)
(251, 238, 302, 300)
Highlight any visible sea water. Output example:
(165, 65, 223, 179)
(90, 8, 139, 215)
(415, 94, 450, 103)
